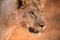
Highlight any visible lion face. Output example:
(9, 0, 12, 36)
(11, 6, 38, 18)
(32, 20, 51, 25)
(17, 0, 46, 34)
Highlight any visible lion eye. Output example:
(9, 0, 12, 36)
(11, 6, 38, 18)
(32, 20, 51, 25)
(29, 12, 37, 21)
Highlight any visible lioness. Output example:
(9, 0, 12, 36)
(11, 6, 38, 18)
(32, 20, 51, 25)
(0, 0, 46, 40)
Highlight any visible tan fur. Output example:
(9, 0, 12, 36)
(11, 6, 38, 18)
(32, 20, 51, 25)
(0, 0, 46, 40)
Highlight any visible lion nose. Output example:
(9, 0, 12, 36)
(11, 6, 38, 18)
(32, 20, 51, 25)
(39, 24, 45, 28)
(38, 19, 45, 28)
(39, 21, 45, 28)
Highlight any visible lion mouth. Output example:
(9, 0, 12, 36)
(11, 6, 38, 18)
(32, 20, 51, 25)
(29, 27, 39, 34)
(28, 24, 45, 34)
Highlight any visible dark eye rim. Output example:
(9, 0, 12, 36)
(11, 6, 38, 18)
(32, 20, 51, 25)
(29, 12, 37, 21)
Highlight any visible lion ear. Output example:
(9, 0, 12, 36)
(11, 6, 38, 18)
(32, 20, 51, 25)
(23, 0, 29, 5)
(16, 0, 23, 9)
(40, 0, 46, 7)
(22, 0, 30, 8)
(16, 0, 30, 9)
